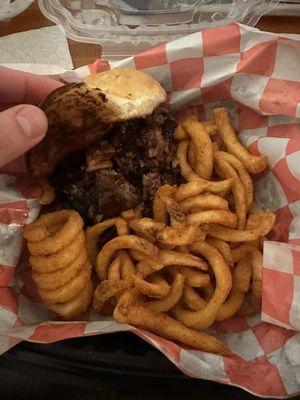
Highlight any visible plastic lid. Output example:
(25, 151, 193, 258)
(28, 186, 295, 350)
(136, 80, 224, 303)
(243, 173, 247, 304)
(38, 0, 279, 60)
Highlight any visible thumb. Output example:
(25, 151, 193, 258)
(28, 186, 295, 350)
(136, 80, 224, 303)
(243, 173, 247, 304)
(0, 104, 47, 168)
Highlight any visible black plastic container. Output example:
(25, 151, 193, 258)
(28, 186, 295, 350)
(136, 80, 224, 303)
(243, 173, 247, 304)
(0, 332, 271, 400)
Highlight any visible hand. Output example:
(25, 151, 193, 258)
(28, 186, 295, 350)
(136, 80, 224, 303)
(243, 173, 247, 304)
(0, 67, 62, 168)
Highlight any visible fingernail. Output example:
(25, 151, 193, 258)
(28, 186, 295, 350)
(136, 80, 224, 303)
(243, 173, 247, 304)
(15, 106, 48, 140)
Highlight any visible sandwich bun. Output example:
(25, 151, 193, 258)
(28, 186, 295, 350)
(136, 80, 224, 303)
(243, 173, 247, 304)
(28, 68, 167, 178)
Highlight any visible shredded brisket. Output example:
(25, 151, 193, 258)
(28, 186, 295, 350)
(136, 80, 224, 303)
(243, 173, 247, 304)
(49, 107, 180, 224)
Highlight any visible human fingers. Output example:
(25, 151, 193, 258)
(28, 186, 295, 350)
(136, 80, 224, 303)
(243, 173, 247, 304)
(0, 104, 48, 167)
(0, 67, 62, 107)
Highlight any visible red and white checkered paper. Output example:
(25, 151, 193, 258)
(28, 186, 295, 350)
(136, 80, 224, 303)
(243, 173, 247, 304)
(1, 22, 300, 398)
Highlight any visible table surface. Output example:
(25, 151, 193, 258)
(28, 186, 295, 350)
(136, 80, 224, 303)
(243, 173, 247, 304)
(1, 1, 300, 68)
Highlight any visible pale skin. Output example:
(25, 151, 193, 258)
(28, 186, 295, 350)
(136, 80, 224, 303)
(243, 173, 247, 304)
(0, 67, 62, 168)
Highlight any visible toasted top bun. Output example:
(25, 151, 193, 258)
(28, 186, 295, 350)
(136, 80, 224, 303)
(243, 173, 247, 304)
(84, 68, 167, 122)
(28, 68, 167, 178)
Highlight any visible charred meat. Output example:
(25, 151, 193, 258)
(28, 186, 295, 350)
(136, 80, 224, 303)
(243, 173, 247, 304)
(50, 108, 180, 224)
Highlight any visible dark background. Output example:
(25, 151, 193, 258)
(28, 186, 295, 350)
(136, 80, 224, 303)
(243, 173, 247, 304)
(0, 332, 265, 400)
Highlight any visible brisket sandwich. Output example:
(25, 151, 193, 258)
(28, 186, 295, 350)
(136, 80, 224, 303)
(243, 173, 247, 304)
(28, 68, 180, 224)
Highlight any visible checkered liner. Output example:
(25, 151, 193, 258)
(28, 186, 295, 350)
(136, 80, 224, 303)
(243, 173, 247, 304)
(1, 22, 300, 398)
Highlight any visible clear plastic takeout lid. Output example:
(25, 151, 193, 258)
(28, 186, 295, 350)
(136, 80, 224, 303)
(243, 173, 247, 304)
(38, 0, 279, 60)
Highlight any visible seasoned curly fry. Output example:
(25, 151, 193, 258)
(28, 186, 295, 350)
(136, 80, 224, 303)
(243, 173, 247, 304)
(86, 218, 128, 266)
(177, 267, 210, 288)
(128, 218, 165, 242)
(174, 117, 217, 140)
(208, 210, 275, 242)
(121, 209, 136, 220)
(93, 279, 132, 312)
(154, 185, 185, 227)
(206, 237, 233, 267)
(216, 151, 253, 210)
(107, 255, 122, 283)
(174, 114, 198, 140)
(158, 224, 208, 247)
(136, 261, 155, 279)
(177, 140, 233, 198)
(213, 108, 268, 174)
(47, 280, 93, 320)
(175, 179, 232, 202)
(177, 140, 203, 182)
(29, 232, 86, 273)
(180, 193, 229, 212)
(96, 235, 160, 281)
(202, 281, 215, 301)
(216, 259, 251, 321)
(120, 251, 135, 281)
(182, 121, 214, 180)
(174, 124, 188, 141)
(188, 141, 196, 169)
(203, 120, 218, 136)
(121, 205, 144, 221)
(25, 210, 93, 319)
(153, 185, 176, 223)
(32, 249, 87, 290)
(215, 152, 246, 230)
(38, 261, 91, 304)
(232, 245, 263, 306)
(114, 290, 231, 355)
(26, 210, 84, 255)
(144, 273, 185, 312)
(183, 285, 207, 311)
(133, 274, 170, 298)
(173, 241, 232, 329)
(186, 210, 237, 229)
(159, 250, 208, 271)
